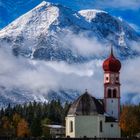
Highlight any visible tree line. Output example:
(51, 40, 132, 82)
(0, 100, 71, 138)
(0, 100, 140, 138)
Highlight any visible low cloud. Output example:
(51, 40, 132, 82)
(0, 47, 103, 97)
(60, 31, 108, 57)
(121, 57, 140, 104)
(129, 41, 140, 52)
(129, 23, 140, 33)
(121, 57, 140, 94)
(0, 41, 140, 104)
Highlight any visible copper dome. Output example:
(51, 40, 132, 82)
(103, 48, 121, 72)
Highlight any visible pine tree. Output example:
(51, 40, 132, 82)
(30, 117, 42, 137)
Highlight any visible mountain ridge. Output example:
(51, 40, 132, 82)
(0, 1, 140, 62)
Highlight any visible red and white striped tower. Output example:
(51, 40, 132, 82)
(103, 48, 121, 120)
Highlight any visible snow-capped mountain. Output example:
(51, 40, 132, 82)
(0, 0, 140, 32)
(0, 1, 140, 63)
(0, 1, 140, 106)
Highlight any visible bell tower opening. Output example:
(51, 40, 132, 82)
(113, 89, 117, 98)
(108, 89, 111, 98)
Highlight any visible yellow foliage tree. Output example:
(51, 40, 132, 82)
(12, 113, 22, 136)
(13, 113, 21, 128)
(1, 116, 14, 136)
(120, 106, 140, 136)
(2, 116, 10, 130)
(17, 118, 30, 137)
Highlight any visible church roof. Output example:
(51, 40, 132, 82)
(68, 91, 105, 115)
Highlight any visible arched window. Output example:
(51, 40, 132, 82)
(113, 89, 117, 98)
(116, 77, 119, 81)
(70, 121, 73, 133)
(108, 89, 111, 98)
(100, 121, 103, 132)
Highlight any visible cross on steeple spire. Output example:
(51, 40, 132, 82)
(110, 44, 114, 57)
(85, 89, 88, 93)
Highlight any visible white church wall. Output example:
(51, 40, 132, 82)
(65, 116, 75, 137)
(103, 122, 121, 138)
(66, 115, 106, 138)
(97, 115, 105, 137)
(75, 115, 99, 138)
(65, 115, 121, 138)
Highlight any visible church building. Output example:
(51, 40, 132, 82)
(65, 48, 121, 138)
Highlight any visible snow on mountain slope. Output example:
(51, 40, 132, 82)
(79, 9, 107, 22)
(0, 86, 79, 108)
(0, 1, 140, 63)
(0, 2, 58, 38)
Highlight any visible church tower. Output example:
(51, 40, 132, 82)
(103, 48, 121, 120)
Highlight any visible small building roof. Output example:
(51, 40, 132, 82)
(43, 124, 65, 129)
(68, 91, 105, 115)
(105, 116, 117, 122)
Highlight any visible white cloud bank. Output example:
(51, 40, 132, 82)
(64, 32, 108, 57)
(0, 48, 103, 97)
(0, 46, 140, 104)
(129, 23, 140, 33)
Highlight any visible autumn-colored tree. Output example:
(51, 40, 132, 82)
(0, 100, 70, 137)
(2, 116, 10, 130)
(12, 113, 22, 136)
(17, 118, 30, 137)
(1, 116, 14, 136)
(120, 106, 140, 136)
(13, 113, 21, 127)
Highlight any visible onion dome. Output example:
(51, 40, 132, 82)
(68, 90, 104, 115)
(103, 48, 121, 72)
